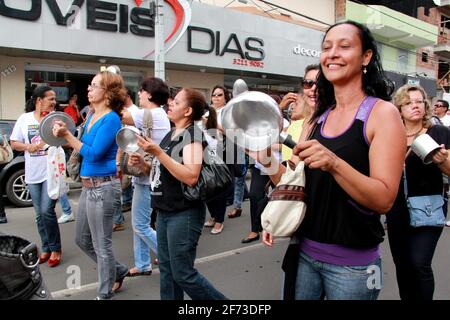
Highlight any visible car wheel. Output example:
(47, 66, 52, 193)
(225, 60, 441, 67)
(6, 169, 32, 207)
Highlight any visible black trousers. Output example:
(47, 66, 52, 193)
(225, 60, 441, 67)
(206, 192, 227, 224)
(249, 166, 270, 233)
(387, 204, 445, 300)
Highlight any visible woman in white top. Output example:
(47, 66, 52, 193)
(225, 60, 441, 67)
(123, 77, 171, 276)
(10, 85, 62, 267)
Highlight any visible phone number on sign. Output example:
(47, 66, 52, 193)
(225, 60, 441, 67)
(233, 58, 265, 68)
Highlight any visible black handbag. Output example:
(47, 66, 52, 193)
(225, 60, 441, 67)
(0, 235, 50, 300)
(182, 146, 232, 202)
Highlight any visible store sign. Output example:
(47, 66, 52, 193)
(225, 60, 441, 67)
(187, 26, 265, 61)
(0, 0, 190, 40)
(293, 45, 320, 58)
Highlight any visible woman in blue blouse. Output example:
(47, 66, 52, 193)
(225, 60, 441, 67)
(53, 70, 128, 300)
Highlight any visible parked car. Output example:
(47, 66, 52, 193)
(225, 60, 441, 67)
(0, 120, 31, 207)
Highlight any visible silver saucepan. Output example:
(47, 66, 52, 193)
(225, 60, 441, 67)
(221, 90, 296, 152)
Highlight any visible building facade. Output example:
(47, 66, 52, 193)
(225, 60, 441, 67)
(0, 0, 329, 120)
(337, 0, 439, 97)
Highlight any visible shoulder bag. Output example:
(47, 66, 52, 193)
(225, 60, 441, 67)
(0, 134, 13, 165)
(120, 109, 153, 177)
(260, 160, 307, 237)
(182, 141, 233, 202)
(66, 125, 85, 182)
(259, 120, 318, 237)
(403, 166, 445, 227)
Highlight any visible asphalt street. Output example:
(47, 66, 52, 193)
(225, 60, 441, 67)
(1, 188, 450, 300)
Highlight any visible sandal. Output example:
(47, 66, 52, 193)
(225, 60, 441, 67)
(112, 274, 127, 293)
(227, 208, 242, 219)
(127, 267, 153, 277)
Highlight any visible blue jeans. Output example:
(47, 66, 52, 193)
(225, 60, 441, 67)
(233, 148, 247, 209)
(233, 176, 246, 209)
(157, 205, 227, 300)
(122, 182, 133, 205)
(59, 193, 72, 215)
(75, 179, 128, 299)
(113, 199, 125, 225)
(295, 251, 382, 300)
(28, 181, 61, 253)
(132, 183, 157, 272)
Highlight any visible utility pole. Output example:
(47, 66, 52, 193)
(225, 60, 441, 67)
(154, 0, 165, 80)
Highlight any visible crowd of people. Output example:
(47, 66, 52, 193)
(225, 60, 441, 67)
(3, 19, 450, 300)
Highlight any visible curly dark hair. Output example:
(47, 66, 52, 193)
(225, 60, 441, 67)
(99, 71, 126, 118)
(141, 77, 169, 106)
(312, 20, 394, 122)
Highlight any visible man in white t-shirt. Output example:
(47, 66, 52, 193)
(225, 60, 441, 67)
(433, 99, 450, 126)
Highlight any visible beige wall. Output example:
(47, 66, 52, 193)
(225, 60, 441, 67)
(0, 56, 25, 120)
(0, 55, 225, 120)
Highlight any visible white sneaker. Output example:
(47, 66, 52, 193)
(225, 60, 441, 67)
(58, 213, 75, 224)
(445, 220, 450, 227)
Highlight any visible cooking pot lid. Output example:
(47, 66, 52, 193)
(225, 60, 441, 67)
(39, 112, 76, 147)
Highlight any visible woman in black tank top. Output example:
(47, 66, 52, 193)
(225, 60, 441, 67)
(387, 84, 450, 300)
(250, 21, 406, 300)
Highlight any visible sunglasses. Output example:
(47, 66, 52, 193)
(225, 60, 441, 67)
(212, 93, 224, 97)
(434, 104, 445, 108)
(302, 79, 316, 90)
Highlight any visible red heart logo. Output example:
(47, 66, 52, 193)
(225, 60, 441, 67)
(134, 0, 143, 6)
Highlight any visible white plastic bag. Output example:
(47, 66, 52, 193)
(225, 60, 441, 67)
(47, 146, 69, 200)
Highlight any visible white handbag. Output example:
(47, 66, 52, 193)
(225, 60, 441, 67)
(261, 160, 307, 237)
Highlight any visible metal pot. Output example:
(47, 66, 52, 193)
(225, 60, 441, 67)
(116, 126, 142, 153)
(221, 90, 295, 151)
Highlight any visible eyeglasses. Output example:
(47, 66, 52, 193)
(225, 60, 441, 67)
(88, 83, 104, 90)
(404, 100, 424, 107)
(212, 93, 224, 98)
(302, 79, 316, 90)
(434, 104, 445, 108)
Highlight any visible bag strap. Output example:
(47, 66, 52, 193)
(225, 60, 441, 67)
(142, 109, 153, 138)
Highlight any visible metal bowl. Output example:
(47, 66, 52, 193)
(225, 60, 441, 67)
(39, 112, 76, 146)
(221, 91, 282, 151)
(116, 126, 141, 153)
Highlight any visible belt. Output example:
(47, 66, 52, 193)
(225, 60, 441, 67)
(81, 176, 118, 188)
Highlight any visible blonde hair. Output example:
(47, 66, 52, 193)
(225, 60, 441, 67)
(393, 84, 433, 128)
